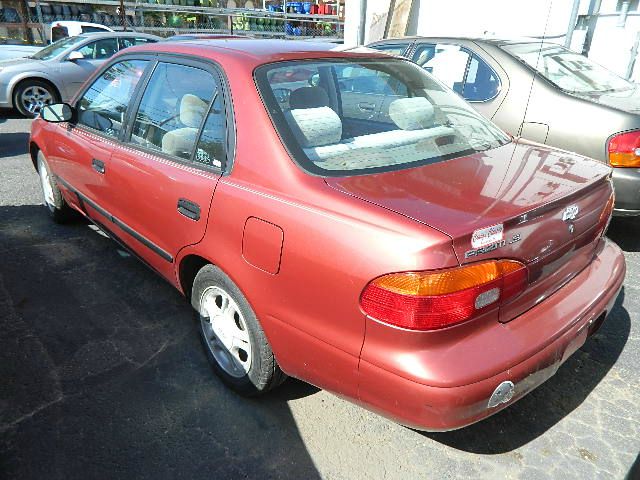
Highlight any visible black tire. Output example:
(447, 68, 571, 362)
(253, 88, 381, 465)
(13, 79, 59, 118)
(36, 151, 74, 223)
(191, 264, 287, 396)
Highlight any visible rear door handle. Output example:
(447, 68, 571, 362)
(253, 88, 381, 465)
(177, 198, 200, 221)
(92, 158, 105, 174)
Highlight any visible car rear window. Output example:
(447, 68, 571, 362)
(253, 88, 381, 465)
(255, 58, 510, 176)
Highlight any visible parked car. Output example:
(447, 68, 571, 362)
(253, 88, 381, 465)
(368, 37, 640, 216)
(0, 40, 42, 61)
(31, 39, 625, 431)
(46, 21, 113, 43)
(0, 32, 159, 116)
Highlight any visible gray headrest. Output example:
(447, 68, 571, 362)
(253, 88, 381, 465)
(289, 87, 330, 109)
(389, 97, 435, 130)
(285, 106, 342, 148)
(180, 94, 208, 129)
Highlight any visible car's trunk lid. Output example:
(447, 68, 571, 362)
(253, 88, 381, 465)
(324, 139, 613, 322)
(571, 84, 640, 113)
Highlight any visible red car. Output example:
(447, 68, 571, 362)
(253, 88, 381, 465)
(30, 39, 626, 431)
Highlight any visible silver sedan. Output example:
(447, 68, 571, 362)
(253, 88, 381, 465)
(0, 31, 159, 117)
(368, 37, 640, 216)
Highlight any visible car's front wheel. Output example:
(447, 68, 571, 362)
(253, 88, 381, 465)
(37, 151, 73, 223)
(191, 264, 287, 396)
(14, 79, 59, 117)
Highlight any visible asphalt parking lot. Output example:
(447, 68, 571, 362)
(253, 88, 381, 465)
(1, 112, 639, 480)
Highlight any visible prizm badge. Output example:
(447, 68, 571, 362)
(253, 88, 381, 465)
(465, 233, 522, 258)
(562, 205, 580, 222)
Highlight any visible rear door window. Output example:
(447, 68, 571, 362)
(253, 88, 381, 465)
(412, 43, 470, 95)
(462, 54, 500, 101)
(412, 43, 500, 101)
(129, 62, 217, 161)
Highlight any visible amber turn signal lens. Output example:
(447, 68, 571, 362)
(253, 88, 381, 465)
(370, 260, 525, 297)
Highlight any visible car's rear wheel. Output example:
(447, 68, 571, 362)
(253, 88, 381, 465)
(14, 79, 59, 117)
(191, 264, 287, 396)
(37, 151, 73, 223)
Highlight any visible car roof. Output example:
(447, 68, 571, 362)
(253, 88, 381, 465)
(75, 31, 160, 40)
(122, 39, 390, 66)
(52, 21, 110, 28)
(370, 36, 544, 47)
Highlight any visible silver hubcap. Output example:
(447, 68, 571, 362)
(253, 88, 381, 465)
(38, 158, 55, 208)
(200, 286, 252, 378)
(21, 86, 53, 114)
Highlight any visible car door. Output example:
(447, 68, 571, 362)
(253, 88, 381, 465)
(58, 37, 120, 99)
(105, 59, 227, 279)
(48, 58, 150, 217)
(410, 42, 504, 119)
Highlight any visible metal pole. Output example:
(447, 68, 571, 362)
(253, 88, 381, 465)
(357, 0, 367, 45)
(119, 0, 127, 31)
(626, 30, 640, 79)
(33, 0, 45, 43)
(582, 0, 601, 57)
(564, 0, 580, 48)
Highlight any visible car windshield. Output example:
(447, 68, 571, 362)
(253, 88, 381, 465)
(30, 36, 85, 60)
(256, 58, 510, 176)
(502, 42, 633, 94)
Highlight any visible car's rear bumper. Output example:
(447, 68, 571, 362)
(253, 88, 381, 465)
(612, 167, 640, 216)
(357, 238, 626, 431)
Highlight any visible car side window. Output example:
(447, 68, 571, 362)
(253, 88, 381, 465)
(413, 43, 470, 95)
(77, 59, 149, 137)
(369, 43, 410, 56)
(463, 54, 500, 101)
(76, 38, 118, 60)
(119, 37, 154, 49)
(81, 26, 109, 33)
(130, 62, 217, 161)
(413, 43, 499, 101)
(194, 89, 226, 169)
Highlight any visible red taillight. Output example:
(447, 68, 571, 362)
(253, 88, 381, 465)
(608, 130, 640, 167)
(360, 260, 528, 331)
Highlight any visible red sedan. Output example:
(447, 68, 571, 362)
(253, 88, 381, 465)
(30, 39, 625, 431)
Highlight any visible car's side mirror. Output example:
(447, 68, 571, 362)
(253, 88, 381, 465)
(67, 51, 84, 61)
(41, 103, 73, 123)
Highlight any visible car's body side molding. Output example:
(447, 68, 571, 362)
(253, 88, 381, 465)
(55, 174, 174, 263)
